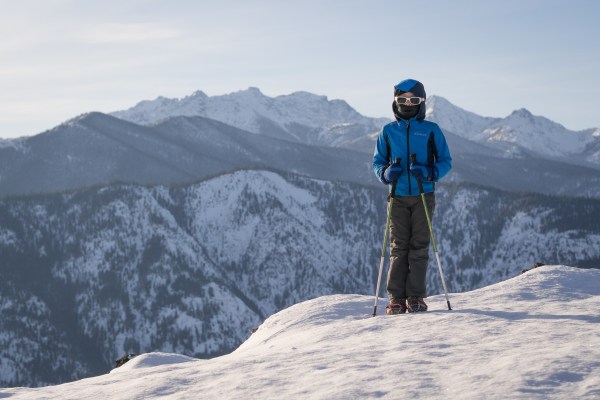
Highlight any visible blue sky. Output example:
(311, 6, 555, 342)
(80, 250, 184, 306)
(1, 0, 599, 138)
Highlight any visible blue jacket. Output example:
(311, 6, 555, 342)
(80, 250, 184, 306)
(372, 118, 452, 196)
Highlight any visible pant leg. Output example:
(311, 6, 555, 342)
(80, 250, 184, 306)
(386, 196, 411, 300)
(406, 193, 435, 298)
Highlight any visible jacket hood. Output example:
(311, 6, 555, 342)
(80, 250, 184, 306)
(392, 79, 426, 121)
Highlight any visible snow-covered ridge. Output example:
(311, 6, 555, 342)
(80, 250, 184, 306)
(112, 86, 378, 133)
(426, 95, 500, 140)
(4, 265, 599, 399)
(111, 87, 599, 164)
(110, 87, 386, 150)
(426, 95, 599, 160)
(0, 136, 28, 151)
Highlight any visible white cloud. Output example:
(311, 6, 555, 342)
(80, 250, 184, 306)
(79, 23, 184, 44)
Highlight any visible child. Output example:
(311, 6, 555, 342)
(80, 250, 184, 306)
(372, 79, 452, 314)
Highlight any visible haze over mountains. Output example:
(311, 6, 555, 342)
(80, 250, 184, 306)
(1, 87, 599, 387)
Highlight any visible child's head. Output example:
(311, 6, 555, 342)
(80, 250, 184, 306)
(394, 79, 426, 99)
(392, 79, 426, 121)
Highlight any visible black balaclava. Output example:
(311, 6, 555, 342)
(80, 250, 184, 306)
(392, 79, 427, 122)
(397, 102, 420, 120)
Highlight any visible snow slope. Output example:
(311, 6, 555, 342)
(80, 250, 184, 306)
(3, 265, 598, 399)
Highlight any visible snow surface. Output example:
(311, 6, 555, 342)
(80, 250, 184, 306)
(2, 265, 599, 399)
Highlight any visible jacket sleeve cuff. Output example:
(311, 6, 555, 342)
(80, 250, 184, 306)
(380, 165, 391, 184)
(427, 165, 439, 182)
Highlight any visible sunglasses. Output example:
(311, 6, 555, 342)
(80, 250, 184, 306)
(395, 96, 425, 105)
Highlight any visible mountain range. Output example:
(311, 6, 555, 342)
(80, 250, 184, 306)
(1, 87, 600, 387)
(110, 87, 389, 149)
(112, 87, 600, 167)
(0, 112, 373, 197)
(1, 88, 599, 199)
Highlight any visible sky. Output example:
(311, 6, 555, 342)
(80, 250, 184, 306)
(1, 0, 599, 139)
(3, 265, 599, 399)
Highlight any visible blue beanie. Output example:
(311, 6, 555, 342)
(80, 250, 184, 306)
(394, 79, 426, 98)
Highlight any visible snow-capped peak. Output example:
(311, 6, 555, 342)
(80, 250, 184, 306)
(510, 107, 533, 117)
(110, 87, 384, 149)
(427, 96, 598, 158)
(109, 88, 599, 162)
(112, 87, 370, 132)
(426, 95, 500, 140)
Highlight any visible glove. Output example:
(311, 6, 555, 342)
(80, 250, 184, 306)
(410, 162, 437, 181)
(383, 161, 403, 183)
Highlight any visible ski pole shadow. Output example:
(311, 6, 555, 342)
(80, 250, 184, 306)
(442, 308, 600, 323)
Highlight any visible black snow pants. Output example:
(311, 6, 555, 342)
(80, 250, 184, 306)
(387, 192, 435, 301)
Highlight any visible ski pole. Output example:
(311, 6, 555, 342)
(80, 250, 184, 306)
(411, 154, 452, 311)
(372, 158, 400, 317)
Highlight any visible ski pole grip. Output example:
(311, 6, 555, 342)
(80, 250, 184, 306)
(411, 153, 425, 194)
(389, 157, 401, 199)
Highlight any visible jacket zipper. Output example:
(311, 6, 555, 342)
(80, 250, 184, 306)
(406, 120, 411, 195)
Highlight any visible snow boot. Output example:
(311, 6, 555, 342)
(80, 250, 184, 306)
(407, 297, 428, 313)
(386, 299, 407, 315)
